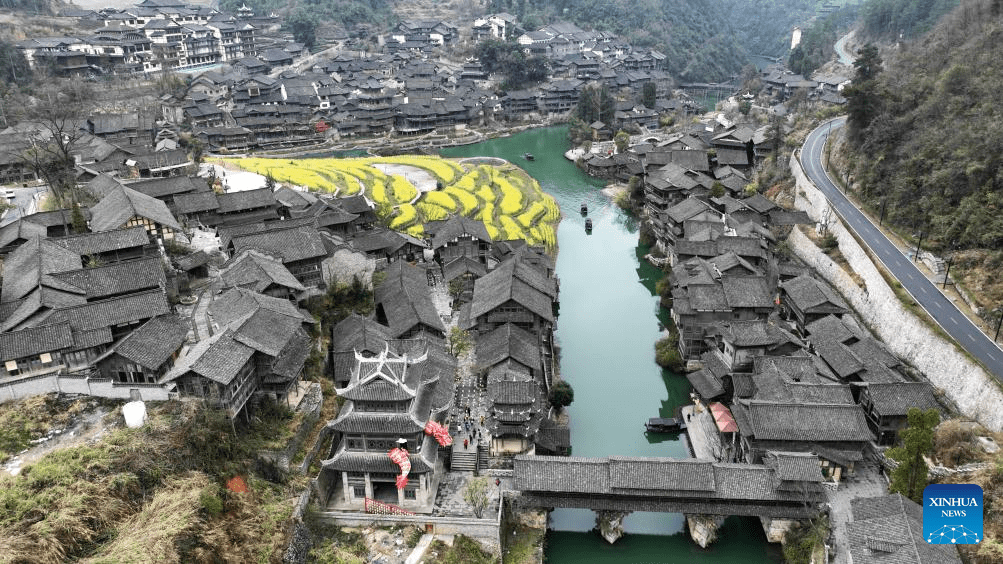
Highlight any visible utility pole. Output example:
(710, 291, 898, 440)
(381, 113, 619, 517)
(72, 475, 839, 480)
(995, 309, 1003, 342)
(913, 230, 924, 262)
(943, 253, 954, 289)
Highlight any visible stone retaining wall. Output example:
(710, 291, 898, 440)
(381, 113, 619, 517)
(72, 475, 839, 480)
(317, 511, 502, 556)
(790, 152, 1003, 431)
(0, 374, 171, 403)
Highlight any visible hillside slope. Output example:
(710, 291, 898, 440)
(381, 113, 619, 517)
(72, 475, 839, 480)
(509, 0, 839, 81)
(846, 0, 1003, 250)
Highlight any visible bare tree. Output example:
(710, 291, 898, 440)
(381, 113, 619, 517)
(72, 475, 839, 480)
(12, 81, 95, 206)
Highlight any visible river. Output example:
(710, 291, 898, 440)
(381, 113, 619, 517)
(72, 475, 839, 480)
(441, 126, 782, 562)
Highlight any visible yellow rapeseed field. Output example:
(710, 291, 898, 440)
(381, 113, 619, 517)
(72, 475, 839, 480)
(223, 155, 561, 250)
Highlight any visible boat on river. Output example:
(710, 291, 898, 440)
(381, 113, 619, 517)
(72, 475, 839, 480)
(584, 217, 593, 232)
(580, 203, 588, 215)
(645, 417, 685, 433)
(523, 152, 534, 161)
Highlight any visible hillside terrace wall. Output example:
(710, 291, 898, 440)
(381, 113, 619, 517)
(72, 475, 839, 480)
(789, 151, 1003, 431)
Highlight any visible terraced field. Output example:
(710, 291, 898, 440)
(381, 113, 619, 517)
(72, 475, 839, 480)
(225, 156, 560, 249)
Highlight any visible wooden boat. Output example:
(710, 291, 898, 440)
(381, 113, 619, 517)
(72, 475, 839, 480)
(584, 217, 593, 231)
(645, 417, 685, 433)
(580, 203, 588, 215)
(523, 152, 534, 161)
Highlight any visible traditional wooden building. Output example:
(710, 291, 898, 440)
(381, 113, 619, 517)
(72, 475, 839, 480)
(321, 346, 451, 510)
(89, 184, 183, 242)
(859, 382, 941, 445)
(374, 262, 446, 341)
(466, 254, 558, 334)
(429, 216, 492, 265)
(780, 274, 850, 333)
(96, 314, 189, 384)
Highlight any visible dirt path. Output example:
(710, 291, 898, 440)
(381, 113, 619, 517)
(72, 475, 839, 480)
(3, 406, 118, 477)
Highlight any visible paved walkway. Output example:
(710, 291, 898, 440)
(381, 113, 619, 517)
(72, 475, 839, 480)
(825, 461, 887, 564)
(432, 472, 511, 517)
(682, 404, 725, 460)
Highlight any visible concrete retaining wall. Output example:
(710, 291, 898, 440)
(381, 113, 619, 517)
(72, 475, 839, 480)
(790, 151, 1003, 431)
(0, 374, 171, 403)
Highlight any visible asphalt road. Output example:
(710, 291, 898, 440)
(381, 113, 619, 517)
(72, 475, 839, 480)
(801, 118, 1003, 383)
(0, 186, 43, 228)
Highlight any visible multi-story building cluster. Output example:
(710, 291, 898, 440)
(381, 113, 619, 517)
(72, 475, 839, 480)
(596, 115, 948, 484)
(18, 0, 262, 74)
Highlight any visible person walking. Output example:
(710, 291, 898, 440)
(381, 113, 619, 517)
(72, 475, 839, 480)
(464, 438, 469, 449)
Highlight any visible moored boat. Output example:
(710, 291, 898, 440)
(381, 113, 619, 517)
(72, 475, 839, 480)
(645, 417, 685, 433)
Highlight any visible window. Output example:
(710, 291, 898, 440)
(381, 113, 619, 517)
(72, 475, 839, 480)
(353, 486, 365, 498)
(404, 489, 416, 500)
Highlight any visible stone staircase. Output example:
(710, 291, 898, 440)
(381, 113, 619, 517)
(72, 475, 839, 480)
(450, 445, 477, 472)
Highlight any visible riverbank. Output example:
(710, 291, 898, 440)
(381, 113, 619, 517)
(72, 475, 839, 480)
(444, 127, 784, 563)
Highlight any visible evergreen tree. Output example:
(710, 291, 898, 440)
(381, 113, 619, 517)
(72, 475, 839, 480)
(549, 380, 574, 409)
(642, 82, 657, 109)
(887, 407, 940, 503)
(844, 44, 884, 141)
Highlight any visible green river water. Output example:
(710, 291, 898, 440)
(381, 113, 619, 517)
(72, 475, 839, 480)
(441, 127, 782, 563)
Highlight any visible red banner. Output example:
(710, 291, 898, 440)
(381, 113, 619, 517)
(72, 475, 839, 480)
(424, 420, 453, 446)
(388, 447, 411, 490)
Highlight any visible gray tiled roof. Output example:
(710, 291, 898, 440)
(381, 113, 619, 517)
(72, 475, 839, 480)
(230, 224, 327, 263)
(208, 287, 312, 329)
(216, 187, 276, 213)
(49, 256, 165, 300)
(609, 458, 716, 491)
(90, 185, 182, 232)
(108, 314, 189, 369)
(687, 367, 725, 399)
(161, 329, 255, 385)
(0, 220, 47, 250)
(476, 323, 540, 372)
(513, 455, 826, 504)
(322, 445, 433, 473)
(764, 451, 824, 483)
(331, 314, 392, 354)
(805, 314, 857, 344)
(1, 237, 82, 304)
(340, 377, 415, 401)
(781, 274, 849, 314)
(329, 405, 425, 434)
(442, 255, 487, 282)
(738, 400, 874, 443)
(128, 175, 206, 199)
(173, 190, 219, 214)
(267, 327, 312, 383)
(430, 215, 491, 249)
(847, 494, 961, 564)
(0, 322, 74, 361)
(811, 337, 865, 379)
(721, 276, 773, 308)
(470, 256, 556, 322)
(374, 261, 446, 337)
(45, 289, 169, 332)
(864, 382, 941, 416)
(50, 226, 150, 256)
(220, 249, 305, 293)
